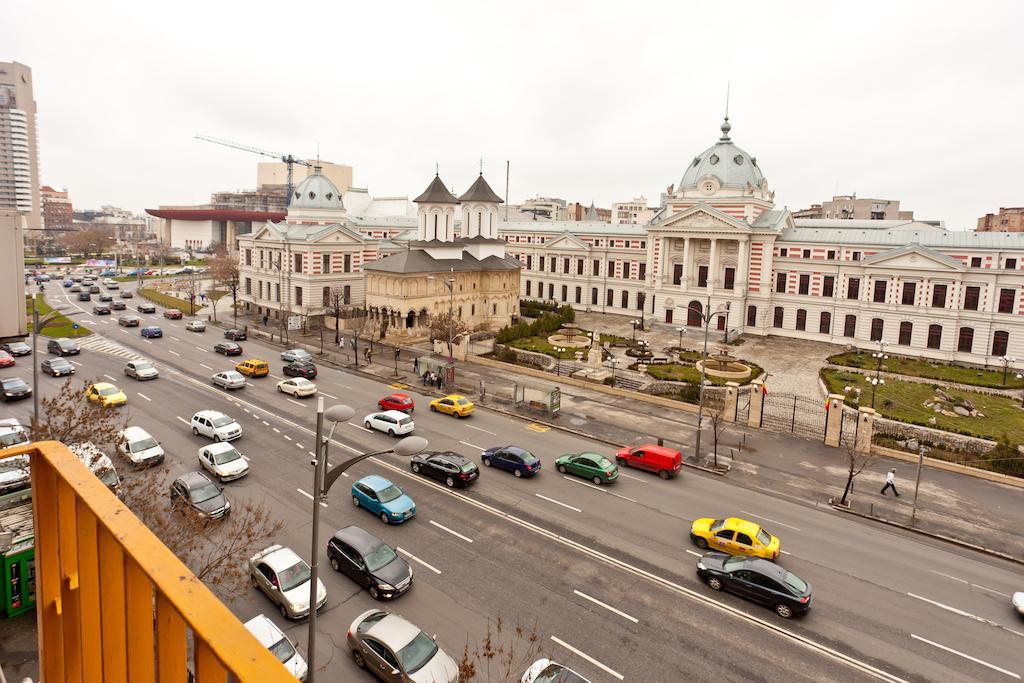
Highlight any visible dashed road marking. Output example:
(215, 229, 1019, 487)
(561, 475, 638, 503)
(195, 346, 207, 352)
(286, 398, 305, 407)
(199, 363, 213, 370)
(615, 471, 647, 483)
(137, 393, 151, 402)
(908, 593, 1021, 636)
(458, 440, 485, 451)
(272, 427, 281, 433)
(320, 392, 337, 399)
(175, 416, 189, 426)
(550, 636, 623, 681)
(573, 589, 638, 623)
(740, 510, 802, 532)
(296, 488, 328, 508)
(169, 350, 181, 356)
(535, 493, 581, 513)
(283, 435, 292, 441)
(348, 422, 374, 433)
(930, 570, 969, 584)
(685, 549, 703, 557)
(262, 421, 270, 426)
(465, 424, 497, 435)
(429, 520, 473, 543)
(269, 374, 284, 380)
(396, 547, 441, 574)
(910, 634, 1019, 679)
(103, 374, 116, 381)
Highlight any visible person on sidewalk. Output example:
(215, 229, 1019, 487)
(880, 468, 899, 497)
(262, 314, 268, 327)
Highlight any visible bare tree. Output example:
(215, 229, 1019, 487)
(836, 444, 877, 507)
(428, 311, 469, 357)
(327, 285, 351, 345)
(704, 392, 730, 469)
(59, 229, 115, 259)
(30, 377, 129, 455)
(208, 245, 241, 326)
(458, 617, 543, 682)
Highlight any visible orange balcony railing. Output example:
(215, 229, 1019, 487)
(5, 441, 295, 682)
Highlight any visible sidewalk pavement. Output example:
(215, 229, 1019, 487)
(240, 317, 1024, 562)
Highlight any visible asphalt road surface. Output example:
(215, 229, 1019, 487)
(3, 287, 1022, 682)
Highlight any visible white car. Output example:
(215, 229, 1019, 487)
(211, 370, 247, 390)
(198, 442, 249, 482)
(521, 659, 591, 683)
(243, 614, 307, 681)
(249, 545, 327, 620)
(124, 360, 159, 380)
(190, 410, 242, 442)
(363, 410, 415, 437)
(1013, 591, 1024, 615)
(277, 377, 317, 397)
(117, 426, 165, 467)
(185, 320, 206, 332)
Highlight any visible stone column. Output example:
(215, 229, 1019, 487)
(708, 238, 719, 294)
(823, 394, 845, 447)
(854, 406, 876, 454)
(737, 238, 749, 292)
(723, 382, 739, 422)
(748, 379, 765, 428)
(682, 237, 691, 288)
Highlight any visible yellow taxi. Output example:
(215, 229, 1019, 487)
(429, 394, 475, 418)
(86, 382, 128, 408)
(689, 517, 781, 560)
(235, 358, 269, 378)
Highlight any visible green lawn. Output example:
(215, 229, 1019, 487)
(828, 351, 1024, 390)
(138, 288, 196, 315)
(25, 295, 92, 339)
(821, 368, 1024, 446)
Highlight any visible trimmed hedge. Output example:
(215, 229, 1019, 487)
(498, 305, 575, 343)
(138, 288, 195, 315)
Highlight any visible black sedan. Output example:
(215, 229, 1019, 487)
(169, 471, 230, 520)
(47, 338, 79, 356)
(0, 342, 31, 357)
(696, 552, 812, 618)
(41, 358, 75, 377)
(93, 305, 111, 315)
(111, 300, 127, 311)
(214, 342, 243, 356)
(327, 525, 412, 600)
(283, 360, 317, 379)
(137, 303, 156, 314)
(1, 377, 32, 401)
(410, 451, 479, 488)
(224, 329, 247, 341)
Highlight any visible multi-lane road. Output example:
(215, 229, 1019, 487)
(3, 285, 1023, 682)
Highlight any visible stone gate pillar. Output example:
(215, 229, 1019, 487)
(823, 394, 845, 447)
(748, 379, 765, 429)
(723, 382, 739, 423)
(854, 406, 876, 454)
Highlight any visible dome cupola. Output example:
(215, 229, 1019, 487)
(677, 118, 766, 194)
(290, 166, 345, 211)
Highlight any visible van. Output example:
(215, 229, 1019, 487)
(615, 443, 682, 479)
(235, 359, 269, 378)
(68, 442, 122, 496)
(117, 426, 165, 467)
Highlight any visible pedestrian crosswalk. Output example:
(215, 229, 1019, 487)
(74, 334, 146, 361)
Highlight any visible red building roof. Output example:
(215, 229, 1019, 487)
(145, 208, 286, 221)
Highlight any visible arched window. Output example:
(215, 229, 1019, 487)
(773, 306, 784, 328)
(606, 289, 614, 307)
(591, 288, 598, 306)
(688, 300, 703, 327)
(870, 318, 884, 342)
(843, 314, 857, 337)
(621, 290, 629, 308)
(561, 285, 568, 301)
(819, 311, 831, 334)
(899, 321, 913, 346)
(957, 327, 974, 353)
(927, 324, 942, 349)
(795, 309, 807, 331)
(992, 330, 1009, 356)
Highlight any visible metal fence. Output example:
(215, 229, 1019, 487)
(761, 393, 827, 441)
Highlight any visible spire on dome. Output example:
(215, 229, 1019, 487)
(719, 117, 732, 142)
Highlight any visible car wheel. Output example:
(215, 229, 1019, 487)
(352, 496, 359, 507)
(412, 463, 420, 473)
(429, 404, 436, 412)
(707, 577, 723, 591)
(250, 573, 258, 589)
(369, 585, 380, 600)
(352, 650, 366, 669)
(279, 602, 290, 620)
(513, 469, 523, 478)
(330, 557, 340, 572)
(482, 457, 491, 467)
(379, 512, 389, 524)
(694, 537, 709, 550)
(213, 434, 221, 442)
(364, 421, 372, 429)
(277, 385, 282, 392)
(616, 457, 628, 468)
(388, 429, 395, 437)
(378, 403, 384, 410)
(445, 476, 455, 487)
(593, 476, 604, 485)
(774, 603, 794, 619)
(557, 464, 567, 474)
(192, 427, 199, 436)
(658, 469, 670, 480)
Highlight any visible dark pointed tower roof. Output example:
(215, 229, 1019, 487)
(414, 174, 459, 204)
(584, 202, 600, 221)
(458, 174, 504, 203)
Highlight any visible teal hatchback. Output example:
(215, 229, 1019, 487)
(555, 452, 619, 485)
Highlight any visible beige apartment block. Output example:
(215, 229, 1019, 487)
(977, 207, 1024, 232)
(0, 61, 41, 237)
(257, 160, 353, 196)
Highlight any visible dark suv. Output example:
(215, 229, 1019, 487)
(170, 471, 230, 520)
(224, 329, 247, 341)
(137, 303, 156, 314)
(47, 338, 80, 356)
(327, 525, 412, 600)
(410, 451, 479, 488)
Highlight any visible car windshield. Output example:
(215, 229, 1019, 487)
(51, 359, 70, 367)
(757, 529, 772, 546)
(132, 437, 158, 452)
(709, 519, 726, 532)
(278, 561, 311, 592)
(398, 417, 412, 426)
(3, 379, 26, 389)
(99, 387, 119, 396)
(190, 482, 220, 504)
(456, 398, 471, 406)
(783, 572, 808, 594)
(134, 362, 154, 371)
(269, 636, 297, 664)
(213, 448, 241, 465)
(211, 415, 235, 428)
(723, 556, 747, 572)
(363, 543, 398, 572)
(98, 468, 119, 489)
(377, 485, 403, 503)
(396, 631, 439, 674)
(59, 341, 75, 349)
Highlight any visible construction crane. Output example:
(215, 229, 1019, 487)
(195, 134, 313, 207)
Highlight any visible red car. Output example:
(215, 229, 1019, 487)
(615, 444, 682, 479)
(378, 393, 414, 413)
(0, 351, 14, 368)
(163, 309, 183, 320)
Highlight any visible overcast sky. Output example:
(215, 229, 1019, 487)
(6, 1, 1023, 229)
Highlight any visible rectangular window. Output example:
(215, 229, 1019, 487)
(575, 286, 581, 304)
(577, 259, 584, 275)
(322, 286, 330, 307)
(593, 259, 600, 276)
(275, 283, 280, 302)
(539, 257, 545, 272)
(852, 251, 861, 261)
(526, 255, 533, 270)
(245, 249, 252, 266)
(547, 283, 554, 299)
(844, 315, 856, 337)
(927, 325, 942, 349)
(561, 285, 568, 301)
(822, 275, 835, 298)
(971, 256, 982, 268)
(550, 257, 556, 272)
(870, 318, 884, 341)
(998, 288, 1016, 313)
(779, 248, 787, 257)
(343, 254, 352, 273)
(963, 286, 980, 311)
(873, 280, 888, 303)
(901, 282, 916, 305)
(818, 312, 831, 334)
(322, 254, 330, 274)
(245, 278, 251, 295)
(798, 274, 810, 295)
(259, 251, 265, 268)
(899, 321, 913, 346)
(526, 281, 532, 296)
(294, 253, 303, 273)
(796, 309, 807, 331)
(931, 284, 947, 308)
(746, 305, 757, 326)
(776, 272, 787, 293)
(698, 265, 708, 287)
(803, 249, 811, 258)
(958, 327, 974, 353)
(672, 264, 683, 285)
(847, 278, 860, 300)
(563, 258, 570, 274)
(639, 263, 647, 281)
(591, 288, 598, 305)
(343, 285, 350, 304)
(721, 267, 734, 290)
(295, 286, 302, 306)
(827, 250, 836, 260)
(773, 307, 784, 328)
(1006, 258, 1018, 270)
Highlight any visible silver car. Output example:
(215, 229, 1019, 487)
(186, 320, 206, 332)
(211, 370, 247, 390)
(249, 545, 326, 620)
(124, 360, 159, 380)
(347, 609, 458, 683)
(281, 348, 313, 363)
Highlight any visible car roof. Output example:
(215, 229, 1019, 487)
(364, 612, 422, 651)
(46, 357, 71, 364)
(176, 471, 214, 488)
(243, 614, 285, 648)
(379, 410, 410, 419)
(241, 358, 266, 363)
(121, 426, 152, 440)
(356, 474, 394, 491)
(194, 410, 226, 419)
(725, 517, 764, 536)
(388, 393, 410, 399)
(91, 382, 117, 391)
(426, 451, 470, 465)
(333, 525, 385, 553)
(202, 441, 236, 454)
(504, 446, 530, 455)
(142, 326, 160, 330)
(443, 394, 466, 400)
(635, 444, 681, 457)
(262, 546, 303, 572)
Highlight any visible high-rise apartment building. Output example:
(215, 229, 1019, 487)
(793, 194, 913, 221)
(0, 61, 34, 339)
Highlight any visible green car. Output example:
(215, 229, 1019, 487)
(555, 452, 619, 485)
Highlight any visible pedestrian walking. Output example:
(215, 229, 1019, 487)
(421, 370, 429, 386)
(436, 373, 443, 390)
(880, 468, 899, 497)
(262, 314, 269, 326)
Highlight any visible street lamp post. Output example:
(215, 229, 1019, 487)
(609, 357, 619, 384)
(553, 346, 565, 376)
(306, 399, 427, 683)
(630, 319, 641, 343)
(676, 327, 686, 358)
(1000, 356, 1017, 385)
(910, 445, 926, 526)
(690, 295, 731, 464)
(868, 377, 885, 408)
(30, 292, 77, 422)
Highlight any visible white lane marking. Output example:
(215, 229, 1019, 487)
(930, 570, 969, 584)
(269, 374, 284, 380)
(907, 593, 1020, 635)
(295, 443, 304, 449)
(308, 451, 316, 458)
(339, 443, 360, 454)
(397, 547, 442, 574)
(685, 550, 703, 557)
(560, 475, 639, 503)
(459, 440, 485, 451)
(169, 350, 181, 356)
(283, 435, 292, 441)
(242, 408, 250, 413)
(739, 510, 802, 532)
(616, 471, 647, 483)
(972, 584, 1010, 597)
(144, 339, 153, 344)
(175, 416, 189, 425)
(272, 427, 280, 434)
(429, 520, 473, 543)
(137, 393, 151, 402)
(465, 424, 497, 435)
(535, 493, 581, 513)
(120, 329, 129, 335)
(170, 336, 180, 341)
(286, 398, 305, 407)
(296, 488, 328, 508)
(573, 589, 639, 623)
(199, 363, 213, 370)
(70, 360, 82, 367)
(103, 373, 116, 381)
(348, 422, 373, 433)
(780, 550, 792, 556)
(262, 421, 270, 426)
(910, 634, 1020, 679)
(320, 392, 337, 399)
(195, 346, 207, 352)
(550, 636, 624, 681)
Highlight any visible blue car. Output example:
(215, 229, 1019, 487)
(351, 475, 416, 524)
(481, 445, 542, 478)
(62, 279, 74, 288)
(140, 326, 163, 338)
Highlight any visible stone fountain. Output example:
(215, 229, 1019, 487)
(694, 347, 752, 380)
(546, 323, 591, 349)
